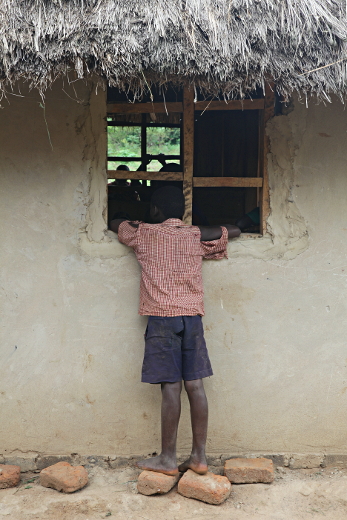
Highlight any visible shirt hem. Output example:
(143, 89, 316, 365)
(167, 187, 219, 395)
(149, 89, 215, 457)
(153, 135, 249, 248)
(139, 311, 205, 317)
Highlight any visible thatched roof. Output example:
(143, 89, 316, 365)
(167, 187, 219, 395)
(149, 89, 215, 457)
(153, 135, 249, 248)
(1, 0, 347, 100)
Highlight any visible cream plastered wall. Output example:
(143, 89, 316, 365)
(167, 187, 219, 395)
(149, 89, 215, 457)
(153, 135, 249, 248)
(1, 80, 347, 460)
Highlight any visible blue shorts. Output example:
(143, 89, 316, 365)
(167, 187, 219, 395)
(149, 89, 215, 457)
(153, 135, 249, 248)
(141, 315, 213, 384)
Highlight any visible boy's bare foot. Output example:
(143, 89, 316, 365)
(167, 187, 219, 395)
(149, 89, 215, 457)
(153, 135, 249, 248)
(136, 455, 179, 476)
(178, 457, 208, 475)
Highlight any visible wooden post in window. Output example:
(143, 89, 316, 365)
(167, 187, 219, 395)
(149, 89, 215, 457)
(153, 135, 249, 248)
(141, 113, 147, 170)
(259, 82, 275, 234)
(183, 86, 195, 224)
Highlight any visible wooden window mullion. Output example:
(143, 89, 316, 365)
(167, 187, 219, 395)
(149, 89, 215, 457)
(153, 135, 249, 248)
(141, 113, 147, 170)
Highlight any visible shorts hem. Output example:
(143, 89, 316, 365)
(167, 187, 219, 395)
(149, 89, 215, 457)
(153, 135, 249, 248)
(183, 368, 213, 381)
(142, 368, 213, 384)
(141, 377, 182, 384)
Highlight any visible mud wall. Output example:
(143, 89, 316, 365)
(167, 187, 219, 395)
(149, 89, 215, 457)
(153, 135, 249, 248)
(1, 81, 347, 462)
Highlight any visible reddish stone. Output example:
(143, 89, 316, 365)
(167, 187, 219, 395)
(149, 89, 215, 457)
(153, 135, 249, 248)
(0, 465, 21, 489)
(40, 461, 88, 493)
(224, 457, 274, 484)
(178, 469, 231, 505)
(137, 470, 180, 495)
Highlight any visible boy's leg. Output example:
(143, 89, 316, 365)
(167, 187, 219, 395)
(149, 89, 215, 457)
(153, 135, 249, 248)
(178, 378, 208, 475)
(136, 381, 182, 476)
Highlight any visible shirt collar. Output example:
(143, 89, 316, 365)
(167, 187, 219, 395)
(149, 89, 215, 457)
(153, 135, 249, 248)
(162, 218, 184, 226)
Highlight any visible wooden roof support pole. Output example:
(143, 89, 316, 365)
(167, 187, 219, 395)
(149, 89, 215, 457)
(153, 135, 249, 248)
(259, 81, 275, 234)
(183, 86, 195, 224)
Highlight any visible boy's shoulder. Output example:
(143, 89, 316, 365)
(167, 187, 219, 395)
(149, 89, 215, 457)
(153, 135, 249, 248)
(138, 221, 201, 236)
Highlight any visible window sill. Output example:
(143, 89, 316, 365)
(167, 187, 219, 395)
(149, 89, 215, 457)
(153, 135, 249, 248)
(238, 232, 263, 240)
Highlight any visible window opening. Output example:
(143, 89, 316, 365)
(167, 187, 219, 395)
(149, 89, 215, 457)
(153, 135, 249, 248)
(107, 84, 274, 234)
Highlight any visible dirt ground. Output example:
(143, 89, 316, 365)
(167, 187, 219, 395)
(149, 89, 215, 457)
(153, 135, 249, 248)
(1, 464, 347, 520)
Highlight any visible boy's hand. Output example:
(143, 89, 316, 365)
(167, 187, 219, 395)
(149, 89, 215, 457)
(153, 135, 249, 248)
(224, 224, 241, 239)
(109, 219, 139, 233)
(198, 224, 241, 241)
(109, 218, 127, 233)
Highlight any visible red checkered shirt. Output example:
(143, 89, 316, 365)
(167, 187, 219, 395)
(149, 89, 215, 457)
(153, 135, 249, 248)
(118, 219, 228, 316)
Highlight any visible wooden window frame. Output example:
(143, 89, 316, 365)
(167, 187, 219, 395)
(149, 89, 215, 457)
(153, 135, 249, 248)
(107, 86, 275, 234)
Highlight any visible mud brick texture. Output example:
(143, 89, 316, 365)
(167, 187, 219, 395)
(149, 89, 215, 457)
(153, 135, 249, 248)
(224, 457, 274, 484)
(40, 461, 88, 493)
(137, 470, 180, 495)
(178, 469, 231, 505)
(0, 465, 21, 489)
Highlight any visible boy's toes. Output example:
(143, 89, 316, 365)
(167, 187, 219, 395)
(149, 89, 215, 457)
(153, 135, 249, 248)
(136, 458, 179, 476)
(178, 459, 208, 475)
(178, 460, 190, 473)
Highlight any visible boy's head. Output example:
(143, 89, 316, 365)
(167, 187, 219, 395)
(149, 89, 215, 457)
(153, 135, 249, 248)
(150, 186, 185, 222)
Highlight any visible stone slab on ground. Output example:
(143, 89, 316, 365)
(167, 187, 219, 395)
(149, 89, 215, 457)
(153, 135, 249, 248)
(224, 457, 274, 483)
(289, 453, 324, 469)
(4, 456, 38, 472)
(39, 461, 88, 493)
(35, 455, 73, 471)
(178, 469, 231, 505)
(0, 465, 21, 489)
(137, 470, 180, 495)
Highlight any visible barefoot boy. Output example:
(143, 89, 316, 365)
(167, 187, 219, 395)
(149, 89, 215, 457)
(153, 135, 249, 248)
(109, 186, 240, 476)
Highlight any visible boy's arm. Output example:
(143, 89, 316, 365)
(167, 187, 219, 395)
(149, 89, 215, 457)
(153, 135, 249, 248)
(109, 219, 139, 233)
(198, 224, 241, 241)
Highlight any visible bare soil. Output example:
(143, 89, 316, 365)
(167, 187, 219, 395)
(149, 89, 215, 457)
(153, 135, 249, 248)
(1, 465, 347, 520)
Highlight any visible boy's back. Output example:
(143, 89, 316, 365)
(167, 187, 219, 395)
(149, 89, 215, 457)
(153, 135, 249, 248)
(118, 218, 228, 317)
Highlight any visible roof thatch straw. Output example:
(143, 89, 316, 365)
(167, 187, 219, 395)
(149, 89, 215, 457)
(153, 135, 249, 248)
(1, 0, 347, 101)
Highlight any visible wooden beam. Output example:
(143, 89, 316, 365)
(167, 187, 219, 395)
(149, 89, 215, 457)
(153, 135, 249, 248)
(107, 102, 183, 114)
(107, 99, 264, 116)
(259, 82, 275, 234)
(107, 155, 180, 162)
(107, 170, 183, 181)
(183, 87, 195, 224)
(194, 99, 265, 111)
(193, 177, 263, 188)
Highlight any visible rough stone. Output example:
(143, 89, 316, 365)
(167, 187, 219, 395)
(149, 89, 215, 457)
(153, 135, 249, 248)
(224, 457, 274, 484)
(137, 470, 180, 495)
(0, 465, 21, 489)
(39, 461, 88, 493)
(178, 469, 231, 505)
(289, 453, 324, 469)
(221, 453, 287, 469)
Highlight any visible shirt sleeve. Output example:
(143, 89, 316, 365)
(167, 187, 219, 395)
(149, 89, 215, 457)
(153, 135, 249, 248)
(200, 226, 228, 259)
(117, 221, 141, 249)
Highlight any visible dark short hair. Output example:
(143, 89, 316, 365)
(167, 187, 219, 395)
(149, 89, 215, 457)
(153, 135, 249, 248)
(151, 186, 185, 219)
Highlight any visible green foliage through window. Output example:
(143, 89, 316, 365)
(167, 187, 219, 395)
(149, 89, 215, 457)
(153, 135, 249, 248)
(107, 126, 180, 172)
